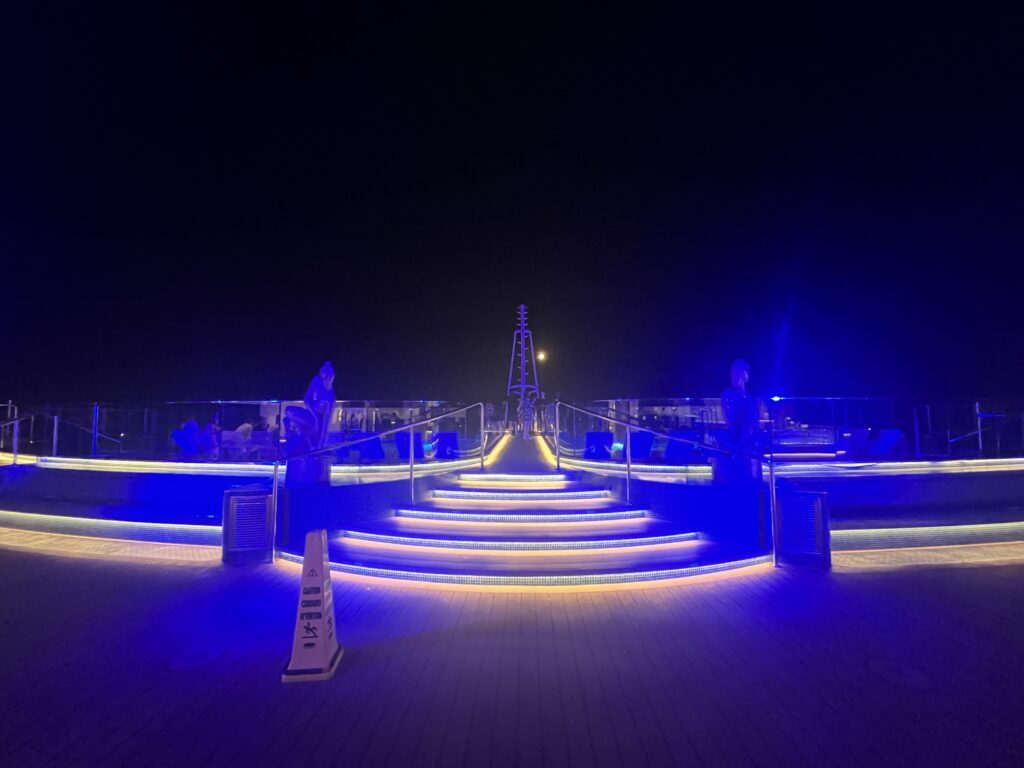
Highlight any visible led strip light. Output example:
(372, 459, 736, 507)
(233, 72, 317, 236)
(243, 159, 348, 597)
(31, 453, 495, 478)
(395, 507, 646, 523)
(276, 551, 773, 586)
(433, 488, 609, 501)
(0, 508, 221, 545)
(831, 520, 1024, 550)
(340, 529, 698, 551)
(456, 472, 569, 482)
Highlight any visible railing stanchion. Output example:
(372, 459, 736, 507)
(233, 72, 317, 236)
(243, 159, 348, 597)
(625, 423, 631, 503)
(409, 425, 415, 502)
(555, 402, 561, 471)
(271, 460, 280, 561)
(277, 402, 283, 462)
(480, 403, 486, 470)
(976, 401, 983, 457)
(769, 422, 779, 567)
(12, 420, 18, 465)
(52, 415, 59, 456)
(91, 403, 100, 457)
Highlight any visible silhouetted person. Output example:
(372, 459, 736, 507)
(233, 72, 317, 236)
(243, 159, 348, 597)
(171, 416, 201, 460)
(720, 359, 759, 454)
(716, 359, 761, 482)
(198, 413, 222, 459)
(286, 361, 336, 452)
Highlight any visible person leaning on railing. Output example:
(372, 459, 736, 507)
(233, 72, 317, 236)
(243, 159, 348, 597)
(285, 361, 337, 453)
(715, 359, 762, 483)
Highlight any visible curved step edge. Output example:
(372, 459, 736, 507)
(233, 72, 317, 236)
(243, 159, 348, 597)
(340, 529, 699, 551)
(275, 553, 773, 587)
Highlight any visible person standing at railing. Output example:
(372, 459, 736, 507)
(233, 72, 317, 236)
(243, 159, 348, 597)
(304, 361, 336, 449)
(286, 361, 337, 452)
(716, 359, 762, 482)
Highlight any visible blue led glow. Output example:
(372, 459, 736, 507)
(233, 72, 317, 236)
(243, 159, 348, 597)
(0, 509, 222, 545)
(394, 508, 646, 523)
(456, 472, 569, 482)
(341, 529, 698, 550)
(433, 489, 610, 501)
(277, 551, 773, 586)
(831, 521, 1024, 551)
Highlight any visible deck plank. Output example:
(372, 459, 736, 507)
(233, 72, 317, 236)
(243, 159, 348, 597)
(1, 548, 1023, 767)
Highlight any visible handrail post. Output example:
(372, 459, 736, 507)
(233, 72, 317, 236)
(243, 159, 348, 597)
(52, 414, 59, 456)
(270, 460, 280, 561)
(555, 402, 561, 471)
(91, 403, 99, 457)
(769, 422, 779, 567)
(624, 423, 631, 503)
(408, 425, 415, 502)
(12, 420, 18, 465)
(277, 402, 283, 462)
(975, 401, 983, 457)
(480, 403, 486, 470)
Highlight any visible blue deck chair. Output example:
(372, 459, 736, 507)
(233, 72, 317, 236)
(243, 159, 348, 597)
(626, 430, 654, 462)
(395, 431, 424, 460)
(585, 431, 613, 460)
(171, 422, 201, 460)
(430, 432, 458, 460)
(868, 429, 905, 457)
(664, 431, 702, 465)
(352, 432, 385, 462)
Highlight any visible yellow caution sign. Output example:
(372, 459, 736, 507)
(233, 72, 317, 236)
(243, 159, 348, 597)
(282, 529, 343, 683)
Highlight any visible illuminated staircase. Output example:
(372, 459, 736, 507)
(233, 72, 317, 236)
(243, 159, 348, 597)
(326, 439, 770, 587)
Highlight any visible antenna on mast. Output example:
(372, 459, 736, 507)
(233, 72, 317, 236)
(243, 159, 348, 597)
(504, 304, 541, 437)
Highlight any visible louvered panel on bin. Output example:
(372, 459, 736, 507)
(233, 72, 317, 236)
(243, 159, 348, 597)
(777, 489, 831, 569)
(223, 484, 275, 563)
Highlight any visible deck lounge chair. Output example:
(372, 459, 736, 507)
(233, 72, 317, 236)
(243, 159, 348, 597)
(395, 431, 424, 460)
(584, 431, 613, 460)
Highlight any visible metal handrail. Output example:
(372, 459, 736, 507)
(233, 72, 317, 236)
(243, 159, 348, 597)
(554, 402, 755, 460)
(0, 413, 36, 466)
(299, 401, 488, 460)
(0, 414, 34, 430)
(551, 400, 780, 567)
(279, 401, 494, 505)
(54, 418, 123, 446)
(1, 410, 124, 462)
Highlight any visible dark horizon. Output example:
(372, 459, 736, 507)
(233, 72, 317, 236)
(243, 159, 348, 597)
(5, 6, 1024, 405)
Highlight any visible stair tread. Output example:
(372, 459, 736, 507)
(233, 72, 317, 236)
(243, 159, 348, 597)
(363, 516, 658, 538)
(326, 541, 766, 577)
(399, 500, 639, 513)
(433, 485, 609, 498)
(344, 516, 687, 542)
(443, 480, 596, 491)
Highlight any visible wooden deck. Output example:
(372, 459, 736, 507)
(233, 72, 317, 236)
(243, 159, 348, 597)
(1, 545, 1022, 766)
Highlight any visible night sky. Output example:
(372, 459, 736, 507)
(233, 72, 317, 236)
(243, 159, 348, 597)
(5, 5, 1024, 405)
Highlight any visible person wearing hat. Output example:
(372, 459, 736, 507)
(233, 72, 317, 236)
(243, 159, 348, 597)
(304, 361, 336, 449)
(717, 359, 761, 482)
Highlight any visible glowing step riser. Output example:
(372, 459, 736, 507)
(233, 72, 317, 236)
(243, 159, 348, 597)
(296, 555, 775, 587)
(395, 509, 647, 523)
(341, 531, 699, 551)
(456, 481, 570, 491)
(831, 521, 1024, 551)
(456, 473, 569, 483)
(433, 490, 609, 502)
